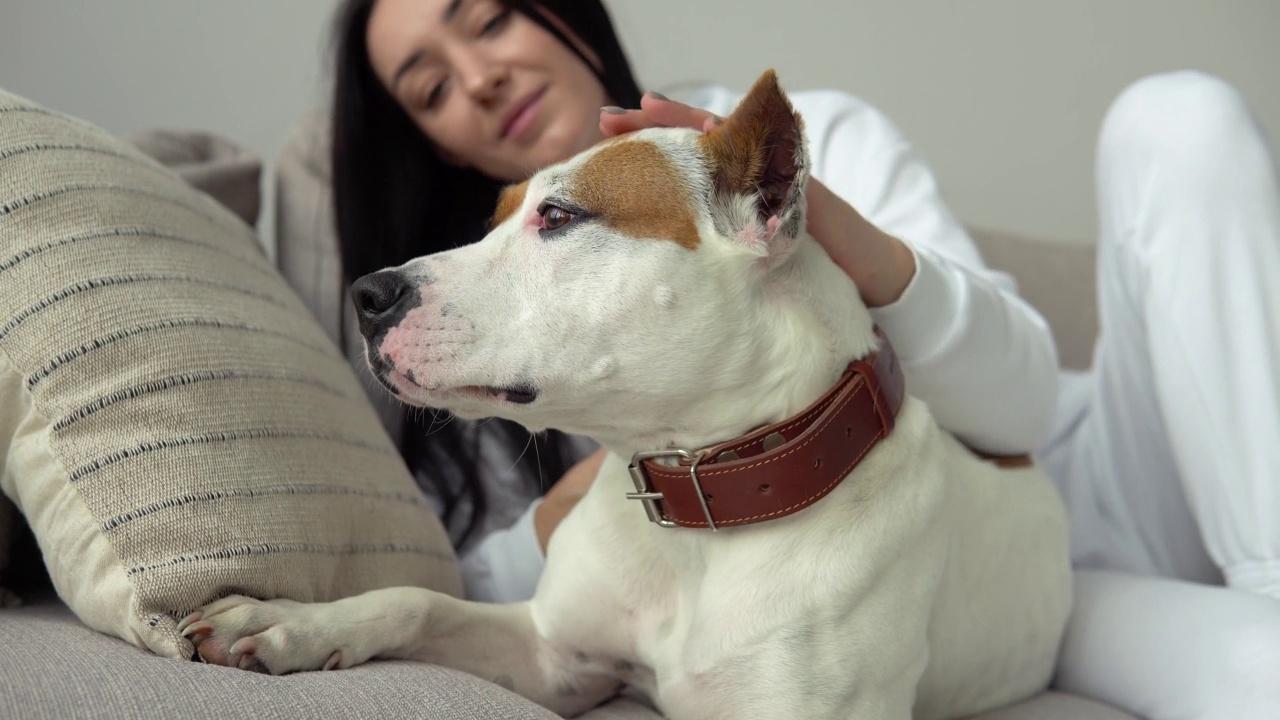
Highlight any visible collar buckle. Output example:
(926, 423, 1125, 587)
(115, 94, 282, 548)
(626, 448, 716, 530)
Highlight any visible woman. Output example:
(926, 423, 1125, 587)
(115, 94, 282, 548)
(281, 0, 1280, 716)
(328, 0, 1056, 596)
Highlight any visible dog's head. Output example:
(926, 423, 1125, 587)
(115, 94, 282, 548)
(353, 70, 875, 452)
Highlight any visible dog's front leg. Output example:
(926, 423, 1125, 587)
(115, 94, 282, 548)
(181, 588, 621, 715)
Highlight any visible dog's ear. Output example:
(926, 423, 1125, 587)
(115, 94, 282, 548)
(700, 69, 809, 254)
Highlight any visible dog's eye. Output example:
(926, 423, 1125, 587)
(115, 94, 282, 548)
(540, 204, 574, 231)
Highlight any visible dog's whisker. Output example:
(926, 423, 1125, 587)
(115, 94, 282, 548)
(532, 432, 546, 493)
(504, 431, 536, 476)
(424, 407, 457, 436)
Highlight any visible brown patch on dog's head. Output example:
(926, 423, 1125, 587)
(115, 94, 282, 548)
(699, 70, 805, 225)
(570, 140, 701, 250)
(493, 180, 529, 227)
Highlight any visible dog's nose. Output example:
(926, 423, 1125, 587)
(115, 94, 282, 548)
(351, 270, 414, 338)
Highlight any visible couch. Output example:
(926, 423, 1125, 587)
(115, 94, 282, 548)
(0, 116, 1133, 720)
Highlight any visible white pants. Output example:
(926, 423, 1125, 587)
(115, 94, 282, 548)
(1038, 71, 1280, 719)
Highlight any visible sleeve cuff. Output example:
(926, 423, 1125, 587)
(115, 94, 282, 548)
(868, 244, 968, 366)
(457, 500, 546, 603)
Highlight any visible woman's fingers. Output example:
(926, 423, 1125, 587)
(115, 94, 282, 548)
(637, 92, 722, 129)
(599, 92, 723, 138)
(598, 106, 644, 136)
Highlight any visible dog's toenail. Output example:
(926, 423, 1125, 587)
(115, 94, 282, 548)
(323, 651, 343, 671)
(241, 654, 271, 674)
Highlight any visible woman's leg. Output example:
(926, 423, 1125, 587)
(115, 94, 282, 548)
(1049, 70, 1280, 592)
(1045, 71, 1280, 719)
(1057, 570, 1280, 720)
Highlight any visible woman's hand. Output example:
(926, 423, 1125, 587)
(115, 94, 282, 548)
(600, 94, 916, 307)
(533, 448, 608, 552)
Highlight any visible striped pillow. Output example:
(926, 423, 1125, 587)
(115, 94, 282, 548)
(0, 89, 462, 658)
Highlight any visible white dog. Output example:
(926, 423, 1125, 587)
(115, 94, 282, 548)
(182, 71, 1071, 720)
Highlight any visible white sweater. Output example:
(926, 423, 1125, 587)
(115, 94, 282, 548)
(460, 86, 1060, 602)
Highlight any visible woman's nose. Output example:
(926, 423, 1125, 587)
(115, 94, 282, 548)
(457, 51, 508, 102)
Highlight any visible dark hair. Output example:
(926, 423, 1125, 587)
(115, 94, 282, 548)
(330, 0, 643, 545)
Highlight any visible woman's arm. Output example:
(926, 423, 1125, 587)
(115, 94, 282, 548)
(456, 448, 607, 603)
(805, 91, 1058, 454)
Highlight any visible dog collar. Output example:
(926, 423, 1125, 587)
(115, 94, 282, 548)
(626, 327, 906, 530)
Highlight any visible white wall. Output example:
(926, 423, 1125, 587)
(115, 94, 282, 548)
(0, 0, 340, 256)
(612, 0, 1280, 243)
(2, 0, 1276, 247)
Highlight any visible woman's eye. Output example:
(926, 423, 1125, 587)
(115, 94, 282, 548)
(417, 79, 446, 110)
(540, 205, 574, 231)
(425, 83, 445, 109)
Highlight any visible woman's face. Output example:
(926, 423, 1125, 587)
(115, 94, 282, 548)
(367, 0, 610, 182)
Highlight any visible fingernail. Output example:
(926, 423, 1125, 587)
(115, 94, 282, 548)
(647, 91, 670, 102)
(601, 105, 628, 115)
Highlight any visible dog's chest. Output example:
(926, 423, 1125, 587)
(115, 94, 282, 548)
(615, 534, 898, 720)
(536, 459, 919, 714)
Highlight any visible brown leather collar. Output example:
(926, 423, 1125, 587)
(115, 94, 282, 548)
(626, 327, 906, 529)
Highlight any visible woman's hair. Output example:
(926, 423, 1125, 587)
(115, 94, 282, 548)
(330, 0, 643, 545)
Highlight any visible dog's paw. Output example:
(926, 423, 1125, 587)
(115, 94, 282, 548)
(0, 586, 21, 608)
(178, 595, 343, 675)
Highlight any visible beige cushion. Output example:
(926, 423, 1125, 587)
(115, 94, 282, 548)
(970, 230, 1098, 371)
(126, 127, 263, 229)
(0, 595, 1139, 720)
(0, 88, 461, 659)
(1, 596, 560, 720)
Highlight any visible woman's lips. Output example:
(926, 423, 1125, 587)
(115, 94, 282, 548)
(501, 88, 546, 141)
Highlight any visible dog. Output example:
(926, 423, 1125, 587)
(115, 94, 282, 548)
(181, 70, 1072, 720)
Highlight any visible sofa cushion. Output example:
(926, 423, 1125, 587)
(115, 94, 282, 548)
(0, 595, 558, 720)
(0, 88, 462, 659)
(970, 230, 1098, 371)
(0, 596, 1139, 720)
(126, 128, 263, 229)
